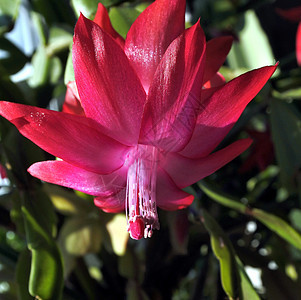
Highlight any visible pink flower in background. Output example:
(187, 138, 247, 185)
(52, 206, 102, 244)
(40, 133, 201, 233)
(0, 0, 276, 239)
(62, 81, 84, 116)
(277, 6, 301, 66)
(238, 129, 274, 174)
(0, 164, 10, 196)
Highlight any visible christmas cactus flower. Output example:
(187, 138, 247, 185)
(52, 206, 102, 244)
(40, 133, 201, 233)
(0, 0, 277, 240)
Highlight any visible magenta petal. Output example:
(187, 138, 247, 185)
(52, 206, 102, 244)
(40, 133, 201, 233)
(125, 0, 185, 92)
(73, 14, 146, 145)
(297, 22, 301, 66)
(62, 81, 85, 116)
(201, 85, 225, 103)
(203, 36, 233, 84)
(156, 167, 194, 210)
(93, 3, 125, 48)
(28, 161, 127, 197)
(163, 139, 252, 188)
(94, 189, 125, 213)
(0, 102, 130, 174)
(139, 22, 206, 152)
(180, 65, 277, 158)
(276, 7, 301, 22)
(203, 72, 226, 89)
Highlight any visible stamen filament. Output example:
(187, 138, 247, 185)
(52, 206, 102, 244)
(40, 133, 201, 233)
(125, 145, 160, 240)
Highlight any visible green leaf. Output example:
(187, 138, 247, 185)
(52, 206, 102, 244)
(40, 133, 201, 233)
(57, 214, 103, 278)
(47, 26, 73, 56)
(246, 165, 279, 201)
(227, 10, 275, 70)
(30, 0, 58, 25)
(101, 0, 126, 6)
(0, 0, 20, 35)
(64, 49, 75, 84)
(0, 0, 20, 17)
(251, 208, 301, 250)
(270, 99, 301, 192)
(71, 0, 99, 19)
(201, 209, 242, 299)
(49, 56, 62, 84)
(26, 189, 58, 239)
(59, 216, 102, 256)
(198, 180, 246, 213)
(201, 209, 260, 299)
(236, 258, 261, 300)
(44, 183, 94, 216)
(10, 191, 26, 236)
(106, 214, 128, 256)
(15, 250, 32, 300)
(289, 209, 301, 232)
(28, 46, 51, 87)
(31, 11, 48, 46)
(274, 87, 301, 100)
(109, 6, 141, 39)
(21, 192, 63, 299)
(199, 179, 301, 250)
(29, 247, 63, 300)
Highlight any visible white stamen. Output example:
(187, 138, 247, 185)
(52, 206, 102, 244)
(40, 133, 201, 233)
(125, 145, 160, 239)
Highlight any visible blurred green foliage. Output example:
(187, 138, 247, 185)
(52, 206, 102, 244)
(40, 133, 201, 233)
(0, 0, 301, 299)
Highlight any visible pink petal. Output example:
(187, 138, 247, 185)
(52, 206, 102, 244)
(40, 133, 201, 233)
(0, 102, 130, 174)
(297, 22, 301, 66)
(124, 0, 185, 92)
(94, 189, 125, 213)
(201, 85, 225, 103)
(203, 36, 233, 84)
(180, 65, 277, 158)
(203, 72, 226, 89)
(73, 14, 146, 146)
(93, 3, 125, 48)
(62, 81, 85, 116)
(156, 167, 194, 210)
(163, 139, 252, 188)
(139, 22, 206, 152)
(0, 164, 7, 179)
(95, 165, 195, 213)
(276, 7, 301, 22)
(28, 161, 127, 197)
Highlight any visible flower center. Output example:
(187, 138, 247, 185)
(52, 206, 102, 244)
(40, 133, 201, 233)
(125, 145, 160, 240)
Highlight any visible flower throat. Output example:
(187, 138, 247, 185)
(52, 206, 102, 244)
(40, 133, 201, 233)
(125, 145, 159, 240)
